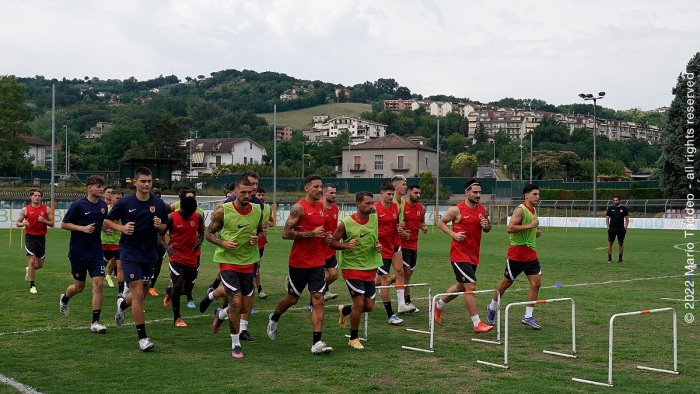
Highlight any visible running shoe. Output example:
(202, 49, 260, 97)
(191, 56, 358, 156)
(310, 340, 333, 354)
(163, 293, 171, 308)
(186, 300, 196, 309)
(139, 337, 155, 352)
(433, 302, 443, 325)
(398, 303, 416, 314)
(199, 292, 213, 313)
(521, 316, 541, 330)
(174, 318, 188, 328)
(258, 290, 267, 299)
(90, 322, 107, 334)
(212, 307, 223, 334)
(388, 314, 403, 325)
(105, 275, 114, 288)
(486, 307, 497, 325)
(267, 313, 278, 340)
(337, 304, 347, 328)
(324, 292, 338, 301)
(59, 294, 69, 317)
(240, 330, 256, 342)
(474, 321, 494, 334)
(115, 298, 125, 326)
(231, 345, 244, 359)
(347, 338, 364, 350)
(29, 286, 38, 294)
(148, 287, 159, 297)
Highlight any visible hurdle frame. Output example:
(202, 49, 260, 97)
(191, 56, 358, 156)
(477, 297, 577, 369)
(572, 307, 679, 387)
(344, 282, 431, 345)
(402, 289, 501, 353)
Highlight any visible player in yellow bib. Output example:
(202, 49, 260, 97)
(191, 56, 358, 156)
(330, 191, 383, 349)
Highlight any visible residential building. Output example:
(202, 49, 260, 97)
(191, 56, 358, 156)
(305, 115, 387, 144)
(275, 126, 293, 141)
(185, 138, 266, 176)
(84, 122, 114, 139)
(338, 134, 437, 178)
(21, 135, 50, 167)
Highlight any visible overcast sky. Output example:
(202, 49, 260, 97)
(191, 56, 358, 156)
(3, 0, 699, 110)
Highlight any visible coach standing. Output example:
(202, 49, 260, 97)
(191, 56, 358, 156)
(605, 196, 629, 264)
(105, 167, 168, 351)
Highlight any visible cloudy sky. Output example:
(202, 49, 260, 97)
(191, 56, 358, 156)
(3, 0, 699, 110)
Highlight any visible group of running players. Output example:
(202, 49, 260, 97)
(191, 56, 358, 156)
(17, 167, 556, 359)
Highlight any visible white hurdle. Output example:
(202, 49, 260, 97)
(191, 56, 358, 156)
(572, 307, 679, 387)
(404, 289, 501, 353)
(344, 282, 431, 345)
(477, 297, 577, 369)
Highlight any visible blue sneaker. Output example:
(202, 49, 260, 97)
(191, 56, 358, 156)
(521, 316, 541, 330)
(186, 300, 196, 309)
(486, 307, 496, 325)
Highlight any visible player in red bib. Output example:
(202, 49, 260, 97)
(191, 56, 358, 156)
(374, 183, 410, 325)
(321, 183, 340, 301)
(16, 188, 54, 294)
(434, 180, 493, 335)
(400, 184, 428, 312)
(267, 175, 333, 355)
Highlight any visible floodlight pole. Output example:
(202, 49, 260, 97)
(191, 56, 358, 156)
(273, 105, 277, 203)
(579, 92, 605, 216)
(435, 119, 440, 224)
(50, 84, 56, 204)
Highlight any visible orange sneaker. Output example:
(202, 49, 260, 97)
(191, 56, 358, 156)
(163, 294, 171, 308)
(474, 321, 493, 334)
(433, 301, 442, 325)
(148, 288, 159, 297)
(174, 318, 188, 328)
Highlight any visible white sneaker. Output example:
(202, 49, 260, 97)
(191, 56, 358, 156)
(406, 302, 419, 313)
(388, 314, 404, 325)
(139, 337, 155, 352)
(310, 340, 333, 354)
(105, 275, 115, 288)
(258, 290, 267, 299)
(267, 313, 278, 340)
(115, 298, 125, 326)
(90, 322, 107, 334)
(398, 303, 416, 314)
(59, 294, 69, 317)
(323, 292, 338, 301)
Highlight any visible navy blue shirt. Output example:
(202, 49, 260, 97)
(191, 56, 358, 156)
(225, 195, 264, 208)
(62, 197, 108, 261)
(107, 193, 168, 263)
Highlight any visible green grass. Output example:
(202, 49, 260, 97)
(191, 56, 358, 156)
(259, 103, 372, 130)
(0, 227, 697, 393)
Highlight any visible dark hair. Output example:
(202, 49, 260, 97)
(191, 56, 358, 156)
(613, 195, 621, 200)
(323, 183, 336, 191)
(236, 176, 252, 188)
(355, 191, 373, 202)
(226, 183, 236, 192)
(408, 184, 420, 191)
(303, 174, 322, 186)
(113, 189, 123, 196)
(380, 182, 395, 192)
(523, 183, 540, 195)
(178, 187, 195, 199)
(464, 179, 480, 191)
(241, 171, 259, 180)
(134, 167, 152, 180)
(86, 175, 105, 188)
(179, 196, 197, 219)
(29, 188, 42, 197)
(257, 187, 266, 194)
(104, 186, 114, 193)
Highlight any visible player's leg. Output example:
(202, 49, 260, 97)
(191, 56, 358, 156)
(238, 271, 256, 342)
(323, 255, 339, 300)
(170, 263, 186, 326)
(104, 256, 115, 288)
(521, 260, 542, 329)
(89, 260, 106, 332)
(268, 267, 305, 340)
(618, 230, 626, 263)
(461, 281, 491, 333)
(309, 266, 332, 354)
(255, 249, 266, 298)
(116, 259, 125, 297)
(401, 249, 418, 312)
(607, 230, 615, 264)
(59, 258, 88, 317)
(225, 280, 244, 359)
(391, 249, 407, 311)
(149, 248, 165, 296)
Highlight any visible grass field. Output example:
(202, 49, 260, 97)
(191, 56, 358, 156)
(259, 103, 372, 130)
(0, 226, 696, 393)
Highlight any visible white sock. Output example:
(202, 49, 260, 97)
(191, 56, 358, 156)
(396, 289, 405, 307)
(489, 299, 498, 311)
(218, 307, 228, 321)
(240, 319, 248, 331)
(524, 307, 534, 318)
(471, 314, 481, 327)
(208, 291, 216, 301)
(231, 333, 240, 347)
(436, 299, 446, 310)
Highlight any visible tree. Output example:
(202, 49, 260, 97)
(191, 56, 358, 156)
(0, 76, 33, 176)
(474, 123, 488, 143)
(532, 116, 569, 146)
(658, 52, 700, 198)
(418, 172, 435, 199)
(450, 152, 477, 177)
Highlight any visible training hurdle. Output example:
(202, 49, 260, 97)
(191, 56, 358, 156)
(572, 307, 679, 387)
(344, 282, 431, 345)
(402, 289, 501, 353)
(477, 297, 577, 369)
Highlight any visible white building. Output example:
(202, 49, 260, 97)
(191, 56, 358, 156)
(184, 138, 267, 176)
(22, 136, 50, 167)
(304, 116, 387, 145)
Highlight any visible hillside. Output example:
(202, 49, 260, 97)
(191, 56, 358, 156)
(259, 103, 372, 129)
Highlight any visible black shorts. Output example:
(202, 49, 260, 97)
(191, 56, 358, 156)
(402, 248, 417, 271)
(608, 228, 626, 243)
(169, 262, 198, 284)
(25, 234, 46, 259)
(70, 256, 105, 281)
(286, 266, 326, 296)
(344, 279, 376, 299)
(325, 255, 338, 269)
(452, 262, 478, 283)
(103, 249, 120, 262)
(122, 260, 154, 284)
(378, 258, 393, 275)
(220, 269, 255, 296)
(504, 259, 541, 281)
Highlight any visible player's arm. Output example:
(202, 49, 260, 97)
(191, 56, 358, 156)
(605, 209, 610, 229)
(42, 207, 55, 227)
(507, 207, 538, 233)
(481, 211, 492, 233)
(205, 207, 225, 245)
(282, 203, 315, 239)
(60, 221, 96, 234)
(266, 207, 275, 228)
(419, 207, 428, 233)
(624, 208, 629, 229)
(437, 206, 465, 241)
(330, 221, 354, 250)
(15, 207, 27, 227)
(194, 214, 205, 250)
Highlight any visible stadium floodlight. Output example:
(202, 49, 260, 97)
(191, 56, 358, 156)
(578, 91, 606, 216)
